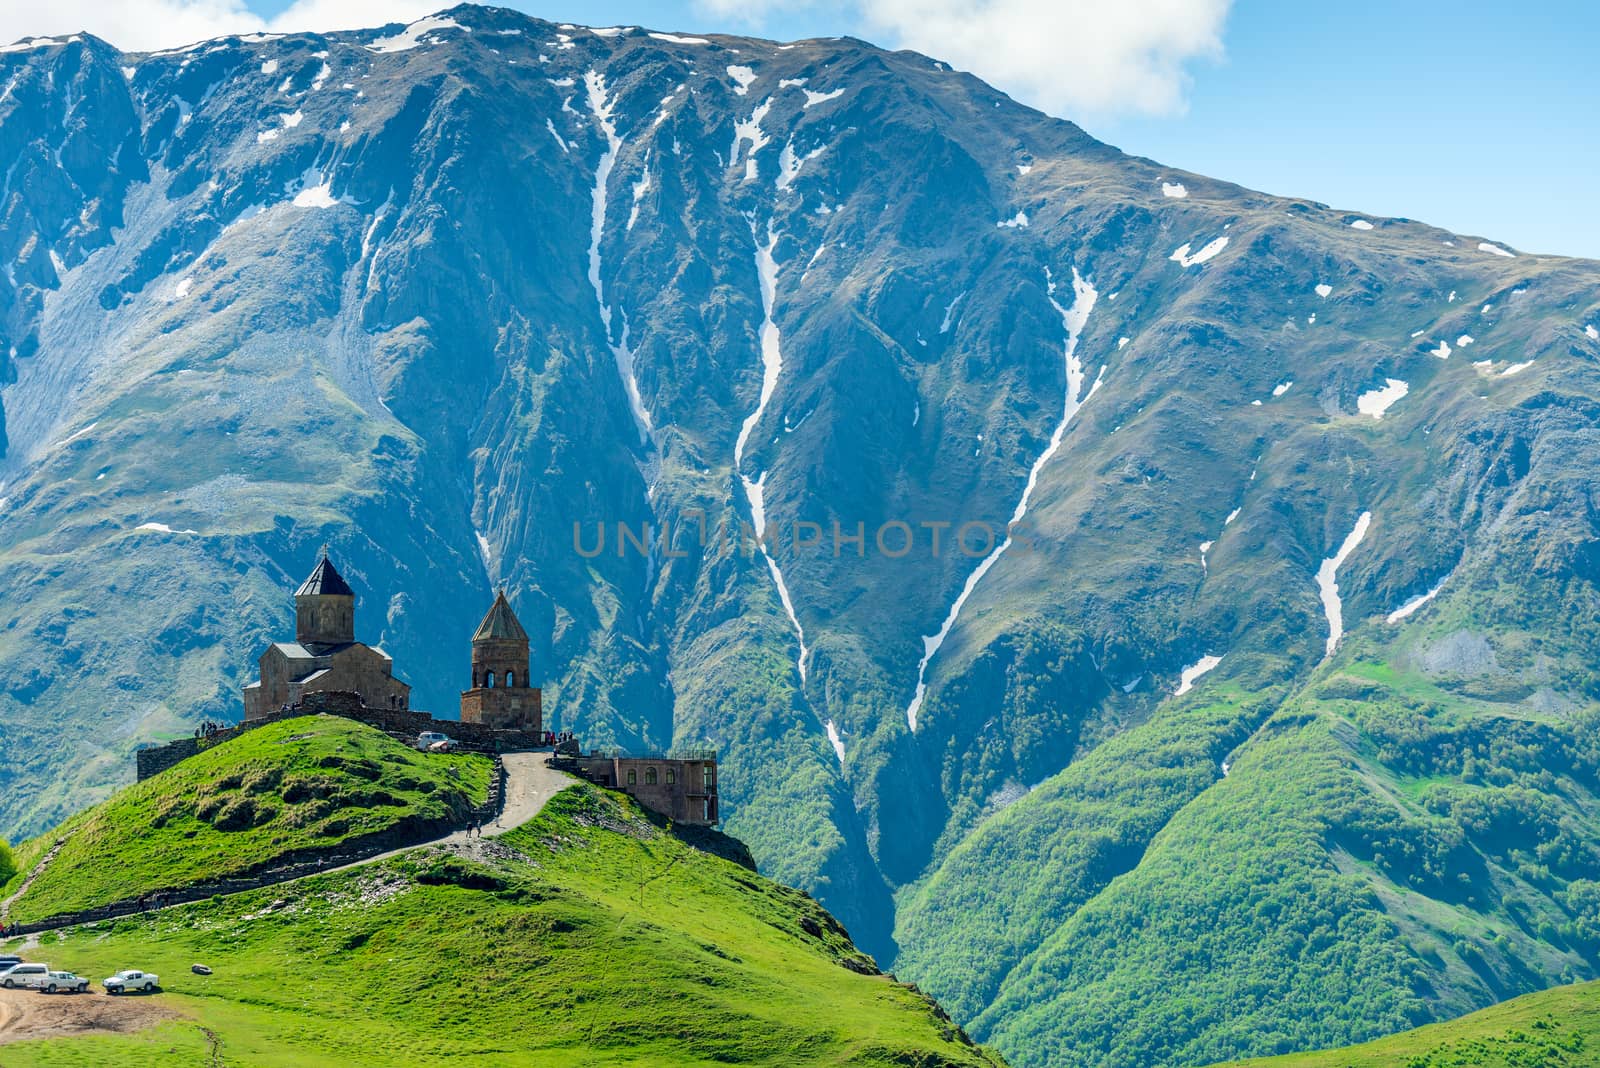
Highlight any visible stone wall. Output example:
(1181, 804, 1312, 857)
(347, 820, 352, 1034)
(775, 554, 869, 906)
(136, 691, 543, 783)
(135, 738, 199, 781)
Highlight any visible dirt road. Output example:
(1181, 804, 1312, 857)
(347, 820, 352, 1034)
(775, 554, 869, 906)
(0, 987, 178, 1046)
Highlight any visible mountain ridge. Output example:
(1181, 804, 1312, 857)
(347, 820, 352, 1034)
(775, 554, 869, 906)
(1, 6, 1599, 1066)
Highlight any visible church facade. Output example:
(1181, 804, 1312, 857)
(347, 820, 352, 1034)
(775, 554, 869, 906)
(459, 591, 542, 731)
(243, 556, 543, 736)
(242, 556, 411, 721)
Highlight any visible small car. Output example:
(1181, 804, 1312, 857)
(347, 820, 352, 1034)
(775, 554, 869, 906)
(416, 731, 456, 752)
(103, 969, 159, 994)
(40, 971, 89, 994)
(0, 962, 48, 989)
(0, 954, 22, 971)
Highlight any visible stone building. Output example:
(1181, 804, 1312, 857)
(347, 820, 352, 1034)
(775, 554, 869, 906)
(242, 556, 411, 720)
(570, 750, 720, 826)
(459, 591, 542, 732)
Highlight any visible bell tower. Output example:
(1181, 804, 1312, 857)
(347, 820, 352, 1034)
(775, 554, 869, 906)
(460, 590, 542, 731)
(294, 554, 355, 649)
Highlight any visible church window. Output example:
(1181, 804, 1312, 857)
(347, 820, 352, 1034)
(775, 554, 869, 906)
(646, 767, 658, 785)
(704, 767, 715, 789)
(666, 768, 675, 785)
(627, 769, 637, 786)
(485, 671, 495, 688)
(506, 671, 515, 688)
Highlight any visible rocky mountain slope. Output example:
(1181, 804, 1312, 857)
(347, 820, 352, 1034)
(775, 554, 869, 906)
(1, 6, 1599, 1065)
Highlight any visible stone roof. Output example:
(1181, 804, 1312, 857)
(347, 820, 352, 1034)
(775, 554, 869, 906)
(295, 555, 354, 598)
(473, 590, 529, 642)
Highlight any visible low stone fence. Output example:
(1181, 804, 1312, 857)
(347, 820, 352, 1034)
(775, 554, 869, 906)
(11, 815, 457, 936)
(19, 752, 509, 936)
(135, 693, 540, 782)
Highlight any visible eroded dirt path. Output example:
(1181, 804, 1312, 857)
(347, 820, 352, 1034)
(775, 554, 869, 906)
(1, 839, 65, 923)
(0, 988, 179, 1046)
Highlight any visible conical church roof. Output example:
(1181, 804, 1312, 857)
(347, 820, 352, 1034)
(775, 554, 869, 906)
(473, 590, 528, 642)
(295, 555, 355, 598)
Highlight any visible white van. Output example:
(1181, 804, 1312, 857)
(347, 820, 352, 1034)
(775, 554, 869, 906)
(0, 963, 49, 989)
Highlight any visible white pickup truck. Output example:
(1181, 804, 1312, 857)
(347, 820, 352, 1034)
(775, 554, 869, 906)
(103, 969, 159, 994)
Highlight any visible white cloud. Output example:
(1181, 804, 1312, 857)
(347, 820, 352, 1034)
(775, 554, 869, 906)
(3, 0, 1230, 121)
(699, 0, 1234, 119)
(0, 0, 438, 54)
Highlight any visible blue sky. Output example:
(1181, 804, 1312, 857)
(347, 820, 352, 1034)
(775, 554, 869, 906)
(30, 0, 1600, 258)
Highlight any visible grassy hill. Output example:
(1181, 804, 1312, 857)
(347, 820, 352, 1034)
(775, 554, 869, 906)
(0, 717, 1000, 1066)
(0, 715, 492, 922)
(1225, 979, 1600, 1067)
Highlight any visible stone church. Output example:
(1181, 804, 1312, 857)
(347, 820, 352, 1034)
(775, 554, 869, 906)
(242, 556, 411, 720)
(243, 556, 541, 732)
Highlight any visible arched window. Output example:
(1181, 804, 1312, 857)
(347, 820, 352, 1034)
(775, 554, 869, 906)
(666, 768, 675, 785)
(627, 768, 637, 786)
(485, 671, 495, 688)
(506, 671, 515, 688)
(646, 767, 658, 785)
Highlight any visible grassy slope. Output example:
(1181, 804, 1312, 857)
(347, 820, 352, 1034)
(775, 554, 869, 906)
(0, 715, 491, 922)
(0, 784, 1003, 1067)
(1225, 979, 1600, 1067)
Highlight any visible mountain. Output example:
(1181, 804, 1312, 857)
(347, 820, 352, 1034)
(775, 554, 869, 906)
(0, 716, 1001, 1066)
(1, 6, 1599, 1066)
(1226, 979, 1600, 1067)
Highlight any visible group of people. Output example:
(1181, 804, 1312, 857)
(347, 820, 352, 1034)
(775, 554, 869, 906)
(191, 720, 224, 740)
(2, 921, 20, 936)
(541, 730, 576, 747)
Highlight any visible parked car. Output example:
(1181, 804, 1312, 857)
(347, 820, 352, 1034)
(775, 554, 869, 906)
(103, 969, 159, 994)
(416, 731, 456, 752)
(0, 954, 22, 971)
(1, 963, 49, 989)
(40, 971, 89, 994)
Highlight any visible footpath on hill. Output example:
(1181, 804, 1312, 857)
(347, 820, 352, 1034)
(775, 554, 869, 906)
(14, 753, 577, 938)
(319, 752, 574, 876)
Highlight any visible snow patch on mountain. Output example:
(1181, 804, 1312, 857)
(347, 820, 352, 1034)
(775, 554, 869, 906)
(1273, 380, 1293, 397)
(584, 70, 653, 447)
(1175, 655, 1222, 696)
(0, 35, 79, 53)
(1587, 325, 1598, 340)
(260, 59, 278, 75)
(826, 720, 846, 763)
(906, 267, 1100, 732)
(997, 211, 1029, 229)
(735, 224, 810, 688)
(1350, 219, 1374, 230)
(650, 32, 708, 44)
(731, 100, 773, 182)
(1161, 181, 1188, 198)
(727, 65, 757, 95)
(776, 139, 824, 193)
(1478, 241, 1515, 257)
(1501, 360, 1534, 376)
(1317, 511, 1372, 659)
(803, 87, 845, 108)
(1315, 283, 1332, 298)
(366, 15, 468, 54)
(545, 118, 568, 152)
(1388, 573, 1450, 623)
(1431, 340, 1452, 359)
(1357, 378, 1408, 419)
(940, 291, 966, 334)
(627, 166, 652, 230)
(1170, 236, 1228, 267)
(135, 521, 199, 535)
